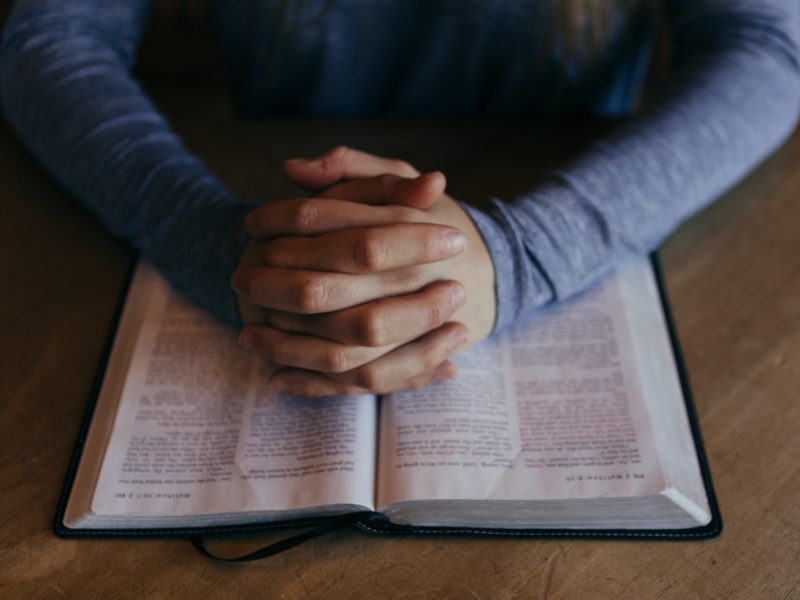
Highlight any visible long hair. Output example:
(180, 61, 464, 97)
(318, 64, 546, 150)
(545, 0, 660, 112)
(554, 0, 658, 65)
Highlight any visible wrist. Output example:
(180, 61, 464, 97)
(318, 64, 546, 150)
(461, 200, 553, 336)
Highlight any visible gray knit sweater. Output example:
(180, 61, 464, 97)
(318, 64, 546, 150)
(1, 0, 798, 334)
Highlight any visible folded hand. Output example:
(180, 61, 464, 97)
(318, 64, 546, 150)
(232, 147, 496, 395)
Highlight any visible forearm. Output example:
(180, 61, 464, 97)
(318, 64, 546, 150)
(0, 0, 251, 325)
(476, 0, 800, 334)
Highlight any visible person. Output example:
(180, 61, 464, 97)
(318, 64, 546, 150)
(1, 0, 798, 396)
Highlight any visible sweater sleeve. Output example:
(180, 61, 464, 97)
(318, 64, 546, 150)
(470, 0, 800, 335)
(0, 0, 252, 326)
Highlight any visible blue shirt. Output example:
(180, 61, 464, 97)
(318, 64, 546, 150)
(1, 0, 799, 333)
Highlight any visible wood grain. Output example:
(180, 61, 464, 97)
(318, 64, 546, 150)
(0, 106, 798, 599)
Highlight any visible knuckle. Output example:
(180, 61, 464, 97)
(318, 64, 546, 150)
(355, 309, 387, 347)
(328, 145, 349, 159)
(289, 200, 319, 232)
(295, 277, 327, 313)
(322, 146, 349, 172)
(422, 301, 446, 330)
(354, 366, 383, 392)
(322, 347, 351, 374)
(352, 233, 387, 272)
(420, 231, 443, 262)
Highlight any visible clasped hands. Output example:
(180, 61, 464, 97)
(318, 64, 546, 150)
(231, 147, 496, 396)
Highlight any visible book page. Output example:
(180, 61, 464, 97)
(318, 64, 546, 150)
(376, 257, 668, 508)
(614, 260, 711, 523)
(67, 264, 376, 527)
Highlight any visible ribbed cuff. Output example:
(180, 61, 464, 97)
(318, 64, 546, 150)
(461, 201, 554, 337)
(141, 195, 252, 328)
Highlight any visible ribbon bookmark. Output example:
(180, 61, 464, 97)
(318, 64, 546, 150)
(191, 511, 377, 562)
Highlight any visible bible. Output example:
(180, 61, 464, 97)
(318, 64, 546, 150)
(55, 255, 720, 540)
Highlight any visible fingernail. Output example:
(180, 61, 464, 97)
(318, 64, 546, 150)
(271, 378, 289, 393)
(445, 230, 466, 255)
(239, 329, 256, 349)
(451, 286, 466, 309)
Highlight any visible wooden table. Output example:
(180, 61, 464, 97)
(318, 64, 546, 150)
(1, 101, 799, 598)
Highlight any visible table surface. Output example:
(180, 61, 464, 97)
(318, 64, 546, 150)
(1, 94, 799, 599)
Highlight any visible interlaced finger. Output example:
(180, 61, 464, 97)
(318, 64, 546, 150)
(244, 198, 428, 238)
(282, 145, 421, 190)
(261, 224, 465, 273)
(263, 280, 466, 347)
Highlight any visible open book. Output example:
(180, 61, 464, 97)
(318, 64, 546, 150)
(58, 256, 720, 538)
